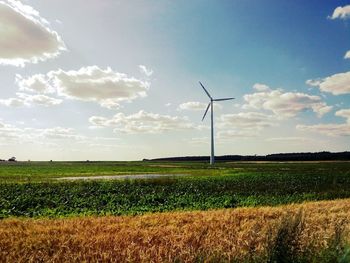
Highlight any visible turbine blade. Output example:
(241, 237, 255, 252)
(213, 97, 235, 101)
(202, 103, 211, 121)
(199, 81, 212, 99)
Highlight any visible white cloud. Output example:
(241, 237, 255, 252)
(296, 123, 350, 137)
(306, 71, 350, 95)
(0, 97, 26, 107)
(16, 66, 149, 109)
(178, 101, 222, 111)
(0, 93, 62, 107)
(335, 109, 350, 123)
(329, 5, 350, 20)
(0, 0, 65, 66)
(138, 65, 153, 77)
(89, 110, 200, 134)
(345, 50, 350, 59)
(253, 83, 270, 91)
(16, 74, 55, 94)
(244, 84, 332, 118)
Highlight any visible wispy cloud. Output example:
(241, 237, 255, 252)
(252, 83, 270, 91)
(138, 65, 153, 77)
(34, 127, 84, 140)
(0, 121, 84, 142)
(215, 111, 277, 139)
(0, 0, 65, 66)
(217, 130, 258, 139)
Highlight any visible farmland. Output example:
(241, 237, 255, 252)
(1, 161, 350, 262)
(1, 161, 350, 217)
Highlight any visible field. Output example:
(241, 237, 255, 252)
(1, 161, 350, 262)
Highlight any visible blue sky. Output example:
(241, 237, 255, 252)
(0, 0, 349, 160)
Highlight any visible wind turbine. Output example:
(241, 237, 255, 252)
(199, 81, 234, 165)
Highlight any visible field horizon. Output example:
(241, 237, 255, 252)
(1, 150, 350, 163)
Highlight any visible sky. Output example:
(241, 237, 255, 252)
(0, 0, 349, 161)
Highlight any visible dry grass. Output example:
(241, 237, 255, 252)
(1, 199, 350, 262)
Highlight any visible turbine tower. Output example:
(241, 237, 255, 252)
(199, 81, 234, 165)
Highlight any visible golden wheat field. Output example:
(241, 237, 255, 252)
(1, 199, 350, 262)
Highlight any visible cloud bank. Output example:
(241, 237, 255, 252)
(218, 112, 277, 130)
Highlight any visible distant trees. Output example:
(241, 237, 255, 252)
(0, 157, 17, 162)
(8, 157, 16, 162)
(147, 151, 350, 162)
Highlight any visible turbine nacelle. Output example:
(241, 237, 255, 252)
(199, 81, 234, 121)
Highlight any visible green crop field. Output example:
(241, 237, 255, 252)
(1, 161, 350, 218)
